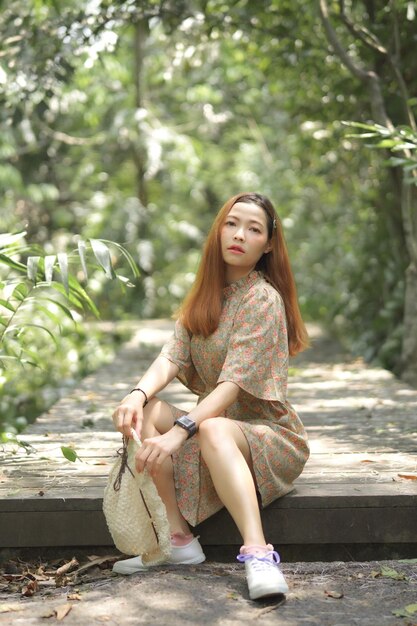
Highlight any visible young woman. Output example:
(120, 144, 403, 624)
(111, 192, 310, 600)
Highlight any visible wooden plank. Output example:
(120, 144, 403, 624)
(1, 501, 415, 548)
(197, 506, 417, 545)
(0, 511, 112, 547)
(0, 320, 416, 550)
(1, 482, 415, 511)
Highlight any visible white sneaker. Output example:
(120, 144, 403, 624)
(112, 536, 206, 575)
(237, 545, 289, 600)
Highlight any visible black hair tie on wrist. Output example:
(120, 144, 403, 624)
(129, 387, 149, 406)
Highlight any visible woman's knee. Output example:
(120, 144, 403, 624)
(198, 417, 235, 450)
(142, 397, 175, 436)
(198, 418, 253, 468)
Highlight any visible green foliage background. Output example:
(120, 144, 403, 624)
(1, 0, 416, 434)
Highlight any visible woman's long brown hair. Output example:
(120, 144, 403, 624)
(177, 192, 309, 356)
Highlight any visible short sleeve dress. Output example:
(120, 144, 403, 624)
(160, 270, 309, 527)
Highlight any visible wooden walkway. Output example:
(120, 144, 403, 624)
(1, 321, 416, 559)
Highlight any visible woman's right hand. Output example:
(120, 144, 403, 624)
(112, 394, 144, 439)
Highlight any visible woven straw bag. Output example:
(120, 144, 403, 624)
(103, 428, 171, 565)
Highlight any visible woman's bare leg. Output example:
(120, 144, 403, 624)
(141, 398, 190, 535)
(198, 417, 267, 547)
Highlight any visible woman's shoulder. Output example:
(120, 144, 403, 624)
(245, 273, 284, 308)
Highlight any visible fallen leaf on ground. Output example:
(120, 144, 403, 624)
(226, 592, 239, 601)
(55, 574, 70, 588)
(0, 604, 24, 613)
(325, 589, 344, 599)
(56, 557, 79, 577)
(372, 566, 408, 581)
(75, 555, 118, 573)
(392, 603, 417, 618)
(398, 474, 417, 480)
(21, 579, 39, 596)
(55, 604, 72, 620)
(67, 592, 82, 601)
(61, 446, 82, 462)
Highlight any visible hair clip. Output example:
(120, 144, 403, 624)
(273, 218, 277, 229)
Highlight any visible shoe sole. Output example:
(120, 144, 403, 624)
(113, 553, 206, 575)
(169, 554, 206, 566)
(249, 586, 288, 601)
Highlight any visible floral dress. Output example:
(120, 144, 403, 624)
(160, 270, 309, 526)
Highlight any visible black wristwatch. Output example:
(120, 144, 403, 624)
(174, 415, 198, 439)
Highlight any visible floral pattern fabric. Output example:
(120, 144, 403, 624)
(160, 270, 309, 526)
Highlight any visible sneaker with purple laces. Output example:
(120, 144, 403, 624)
(237, 544, 289, 600)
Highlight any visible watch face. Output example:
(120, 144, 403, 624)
(180, 416, 195, 429)
(175, 416, 197, 437)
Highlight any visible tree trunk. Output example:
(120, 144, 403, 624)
(318, 0, 417, 386)
(399, 183, 417, 385)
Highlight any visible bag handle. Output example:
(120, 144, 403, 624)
(113, 428, 142, 490)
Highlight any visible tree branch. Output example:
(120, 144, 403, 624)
(337, 1, 416, 131)
(337, 0, 386, 54)
(318, 0, 393, 128)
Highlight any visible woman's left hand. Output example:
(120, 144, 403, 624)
(135, 426, 188, 476)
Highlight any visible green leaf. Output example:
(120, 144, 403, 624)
(99, 239, 140, 278)
(12, 323, 58, 345)
(375, 139, 403, 149)
(33, 295, 75, 322)
(57, 253, 69, 293)
(0, 252, 26, 274)
(44, 255, 56, 283)
(27, 256, 41, 282)
(379, 566, 408, 580)
(0, 298, 15, 313)
(345, 132, 380, 139)
(12, 283, 29, 302)
(392, 604, 417, 618)
(0, 231, 27, 249)
(90, 239, 116, 279)
(391, 142, 417, 151)
(342, 121, 391, 134)
(68, 276, 100, 317)
(77, 240, 88, 279)
(50, 279, 99, 317)
(61, 446, 80, 462)
(50, 282, 83, 310)
(116, 275, 134, 289)
(27, 304, 62, 328)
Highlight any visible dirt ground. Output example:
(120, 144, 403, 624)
(1, 554, 416, 626)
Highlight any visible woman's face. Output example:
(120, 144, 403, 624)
(220, 201, 271, 282)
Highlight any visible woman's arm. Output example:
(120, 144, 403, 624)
(112, 355, 179, 438)
(133, 355, 180, 400)
(136, 380, 240, 474)
(185, 381, 240, 428)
